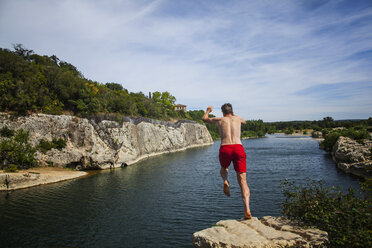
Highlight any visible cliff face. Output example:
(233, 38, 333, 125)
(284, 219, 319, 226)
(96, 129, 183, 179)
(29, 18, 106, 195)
(0, 113, 213, 170)
(332, 136, 372, 178)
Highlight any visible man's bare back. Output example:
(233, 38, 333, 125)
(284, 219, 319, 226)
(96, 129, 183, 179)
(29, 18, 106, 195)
(218, 115, 246, 145)
(202, 106, 246, 145)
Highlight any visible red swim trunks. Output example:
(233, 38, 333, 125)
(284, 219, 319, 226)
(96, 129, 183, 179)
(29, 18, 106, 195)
(219, 144, 247, 173)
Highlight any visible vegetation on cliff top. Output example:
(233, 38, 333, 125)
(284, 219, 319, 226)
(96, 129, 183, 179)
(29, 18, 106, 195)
(0, 44, 181, 120)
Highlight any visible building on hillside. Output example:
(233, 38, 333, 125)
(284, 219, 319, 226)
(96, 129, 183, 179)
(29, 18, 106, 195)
(174, 104, 186, 112)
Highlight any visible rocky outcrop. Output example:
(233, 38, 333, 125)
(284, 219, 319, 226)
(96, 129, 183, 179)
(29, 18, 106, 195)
(332, 136, 372, 178)
(0, 113, 213, 170)
(192, 216, 328, 248)
(0, 168, 87, 190)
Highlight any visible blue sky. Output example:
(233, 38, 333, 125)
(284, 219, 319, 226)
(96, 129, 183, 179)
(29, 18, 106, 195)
(0, 0, 371, 121)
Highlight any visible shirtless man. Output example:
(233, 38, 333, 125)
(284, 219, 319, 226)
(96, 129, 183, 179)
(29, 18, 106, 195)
(202, 103, 252, 219)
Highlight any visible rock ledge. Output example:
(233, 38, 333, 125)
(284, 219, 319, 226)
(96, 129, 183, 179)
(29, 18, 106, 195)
(0, 168, 87, 191)
(192, 216, 328, 248)
(332, 136, 372, 178)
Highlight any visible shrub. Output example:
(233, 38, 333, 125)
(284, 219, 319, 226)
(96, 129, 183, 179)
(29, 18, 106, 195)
(322, 132, 341, 152)
(256, 130, 266, 137)
(267, 128, 276, 134)
(0, 129, 37, 170)
(322, 128, 370, 151)
(37, 138, 66, 153)
(0, 126, 15, 137)
(241, 130, 266, 138)
(242, 130, 257, 137)
(284, 127, 294, 135)
(4, 164, 18, 172)
(281, 180, 372, 248)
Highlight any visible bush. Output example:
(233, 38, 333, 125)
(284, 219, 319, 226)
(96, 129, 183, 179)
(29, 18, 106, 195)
(242, 130, 257, 138)
(37, 138, 66, 153)
(4, 164, 18, 172)
(284, 127, 294, 135)
(321, 132, 341, 152)
(0, 126, 15, 137)
(281, 180, 372, 248)
(0, 129, 37, 170)
(321, 128, 371, 151)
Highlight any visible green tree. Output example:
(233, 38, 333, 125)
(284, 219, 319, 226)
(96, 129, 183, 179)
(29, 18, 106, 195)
(13, 43, 34, 60)
(0, 129, 37, 170)
(106, 82, 124, 91)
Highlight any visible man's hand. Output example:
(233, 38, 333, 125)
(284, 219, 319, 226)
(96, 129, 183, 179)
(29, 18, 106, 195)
(202, 105, 221, 124)
(206, 106, 213, 113)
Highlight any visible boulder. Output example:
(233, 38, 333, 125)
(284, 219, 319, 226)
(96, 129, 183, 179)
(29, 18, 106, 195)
(193, 216, 328, 248)
(332, 136, 372, 178)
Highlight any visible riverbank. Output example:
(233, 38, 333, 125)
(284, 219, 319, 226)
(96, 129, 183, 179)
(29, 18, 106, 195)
(0, 167, 88, 191)
(0, 142, 214, 191)
(273, 132, 325, 142)
(241, 136, 265, 139)
(273, 131, 311, 136)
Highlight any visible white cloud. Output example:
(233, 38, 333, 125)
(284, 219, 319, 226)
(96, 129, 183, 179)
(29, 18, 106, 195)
(0, 0, 371, 121)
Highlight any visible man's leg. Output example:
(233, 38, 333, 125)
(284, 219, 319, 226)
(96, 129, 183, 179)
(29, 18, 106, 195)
(237, 172, 251, 219)
(220, 167, 230, 197)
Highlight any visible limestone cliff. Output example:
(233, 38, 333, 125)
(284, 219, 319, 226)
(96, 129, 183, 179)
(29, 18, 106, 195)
(0, 113, 213, 170)
(332, 136, 372, 178)
(193, 216, 328, 248)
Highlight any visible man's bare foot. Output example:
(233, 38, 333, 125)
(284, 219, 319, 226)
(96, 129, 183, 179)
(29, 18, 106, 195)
(223, 182, 230, 197)
(244, 213, 252, 220)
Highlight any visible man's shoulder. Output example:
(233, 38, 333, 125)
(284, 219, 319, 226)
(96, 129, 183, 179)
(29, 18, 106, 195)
(232, 115, 243, 121)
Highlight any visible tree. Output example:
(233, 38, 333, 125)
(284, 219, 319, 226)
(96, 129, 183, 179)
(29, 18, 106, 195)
(160, 91, 176, 107)
(0, 45, 191, 120)
(13, 43, 34, 60)
(105, 82, 124, 91)
(322, 116, 335, 128)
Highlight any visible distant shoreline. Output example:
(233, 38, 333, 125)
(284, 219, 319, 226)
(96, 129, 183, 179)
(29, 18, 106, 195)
(241, 136, 265, 139)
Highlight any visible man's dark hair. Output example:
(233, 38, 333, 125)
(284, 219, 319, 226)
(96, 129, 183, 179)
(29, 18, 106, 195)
(221, 103, 233, 114)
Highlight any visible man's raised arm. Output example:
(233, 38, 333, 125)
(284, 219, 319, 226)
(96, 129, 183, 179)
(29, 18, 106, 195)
(240, 117, 246, 125)
(202, 106, 221, 123)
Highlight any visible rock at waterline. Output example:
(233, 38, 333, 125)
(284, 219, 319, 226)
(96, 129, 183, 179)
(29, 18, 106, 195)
(0, 168, 87, 191)
(332, 136, 372, 178)
(192, 216, 328, 248)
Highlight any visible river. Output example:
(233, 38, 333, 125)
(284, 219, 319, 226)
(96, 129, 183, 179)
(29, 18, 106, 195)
(0, 135, 362, 248)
